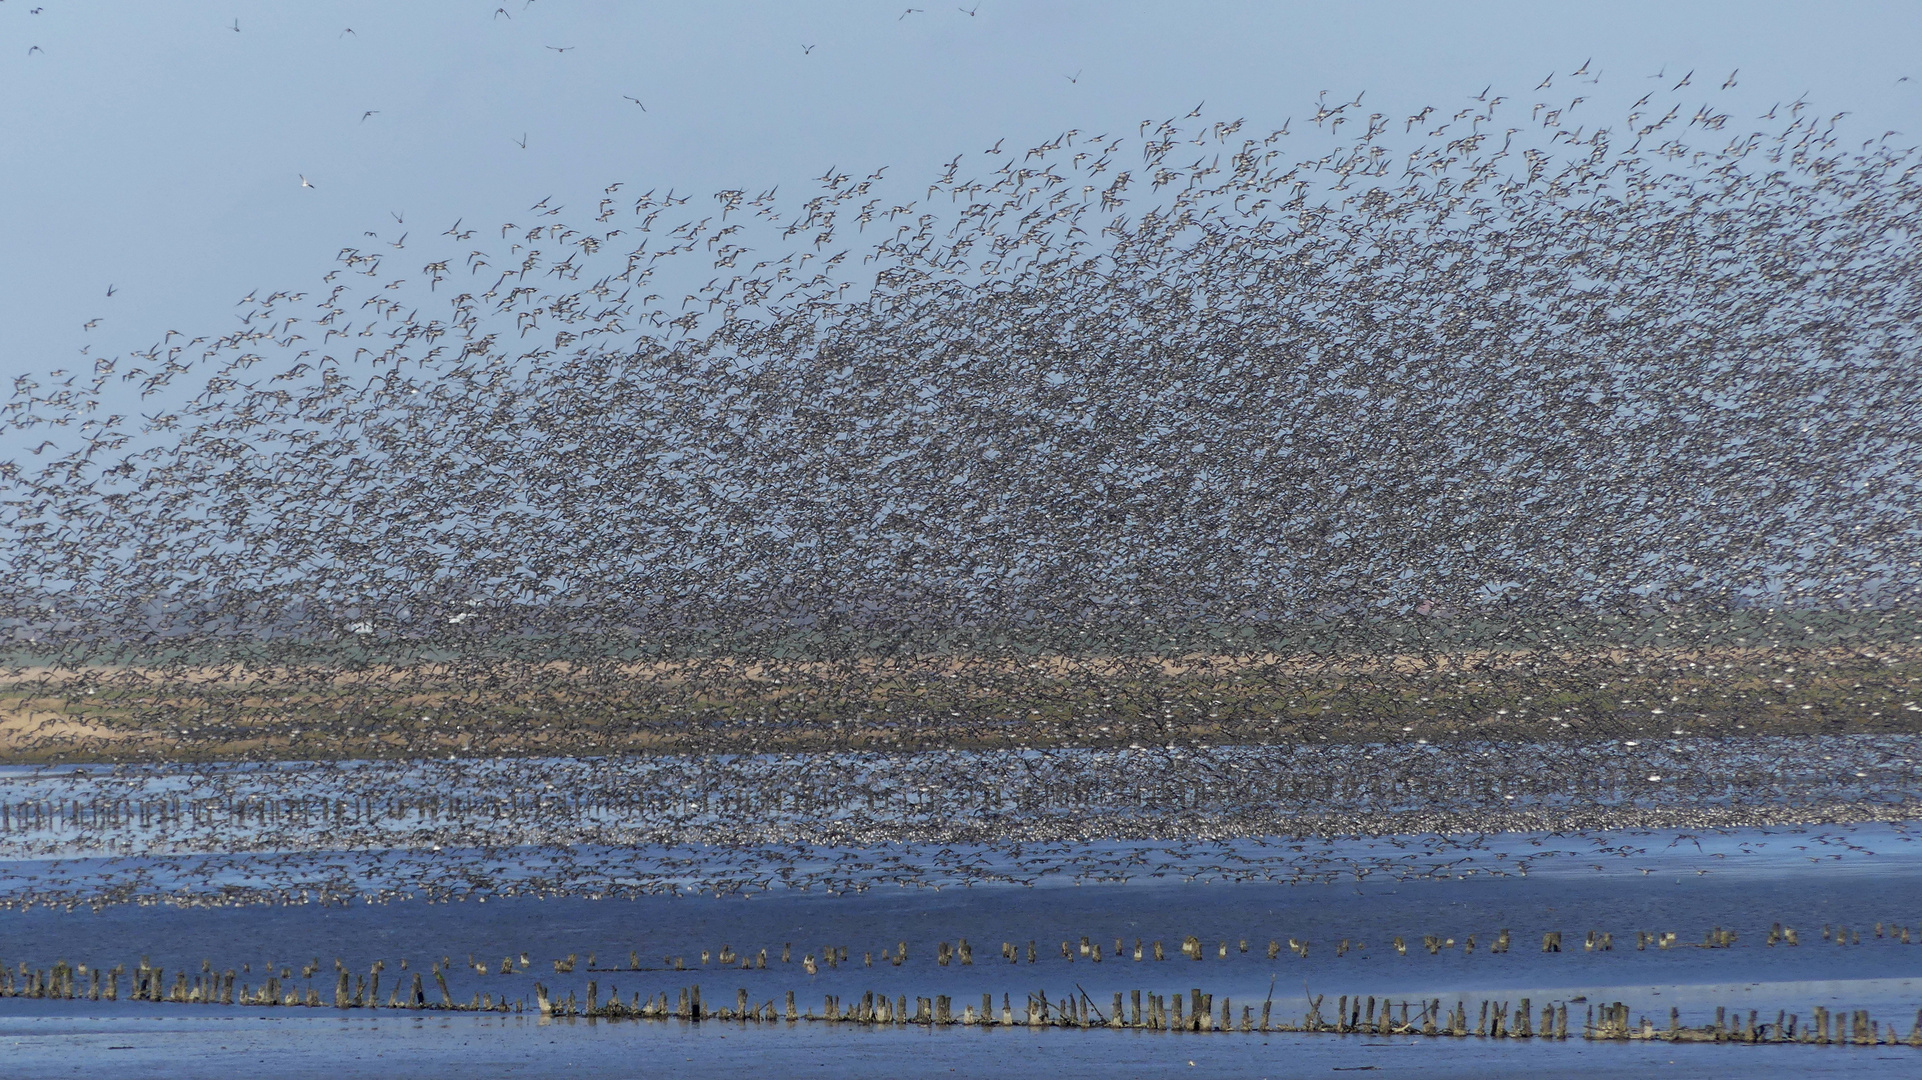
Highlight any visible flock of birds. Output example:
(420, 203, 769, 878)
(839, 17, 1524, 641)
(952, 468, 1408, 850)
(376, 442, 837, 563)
(0, 67, 1919, 904)
(0, 812, 1910, 911)
(0, 738, 1911, 908)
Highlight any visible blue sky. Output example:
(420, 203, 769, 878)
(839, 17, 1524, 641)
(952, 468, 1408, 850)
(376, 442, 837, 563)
(2, 1, 1919, 403)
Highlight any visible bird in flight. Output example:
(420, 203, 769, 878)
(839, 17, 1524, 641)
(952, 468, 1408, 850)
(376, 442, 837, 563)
(360, 111, 380, 123)
(514, 133, 528, 149)
(106, 285, 117, 298)
(959, 5, 978, 13)
(300, 175, 316, 188)
(623, 96, 647, 110)
(801, 44, 815, 55)
(230, 18, 240, 32)
(900, 8, 924, 18)
(341, 28, 356, 37)
(1064, 70, 1080, 84)
(27, 45, 43, 55)
(1722, 69, 1739, 89)
(545, 45, 574, 53)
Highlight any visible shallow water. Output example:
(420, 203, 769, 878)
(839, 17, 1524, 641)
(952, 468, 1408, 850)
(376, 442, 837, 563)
(5, 825, 1920, 1021)
(2, 999, 1917, 1079)
(4, 752, 1921, 1075)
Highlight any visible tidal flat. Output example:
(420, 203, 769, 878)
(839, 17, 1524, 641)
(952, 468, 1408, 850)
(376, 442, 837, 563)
(2, 741, 1921, 1076)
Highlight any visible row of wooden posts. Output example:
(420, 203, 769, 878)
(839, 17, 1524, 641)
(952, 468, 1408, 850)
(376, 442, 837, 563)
(2, 957, 511, 1013)
(543, 985, 1922, 1046)
(6, 957, 1920, 1047)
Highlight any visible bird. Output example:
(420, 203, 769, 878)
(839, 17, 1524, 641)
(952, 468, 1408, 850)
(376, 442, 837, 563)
(622, 96, 646, 110)
(299, 174, 315, 188)
(230, 17, 240, 32)
(360, 110, 379, 123)
(900, 8, 925, 19)
(801, 44, 814, 55)
(545, 45, 574, 53)
(513, 133, 527, 148)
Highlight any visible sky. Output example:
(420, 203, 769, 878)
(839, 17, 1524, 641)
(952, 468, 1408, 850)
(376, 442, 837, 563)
(2, 1, 1920, 420)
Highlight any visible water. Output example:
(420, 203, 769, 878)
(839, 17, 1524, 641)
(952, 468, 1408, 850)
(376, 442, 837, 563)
(5, 1001, 1919, 1080)
(4, 753, 1920, 1074)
